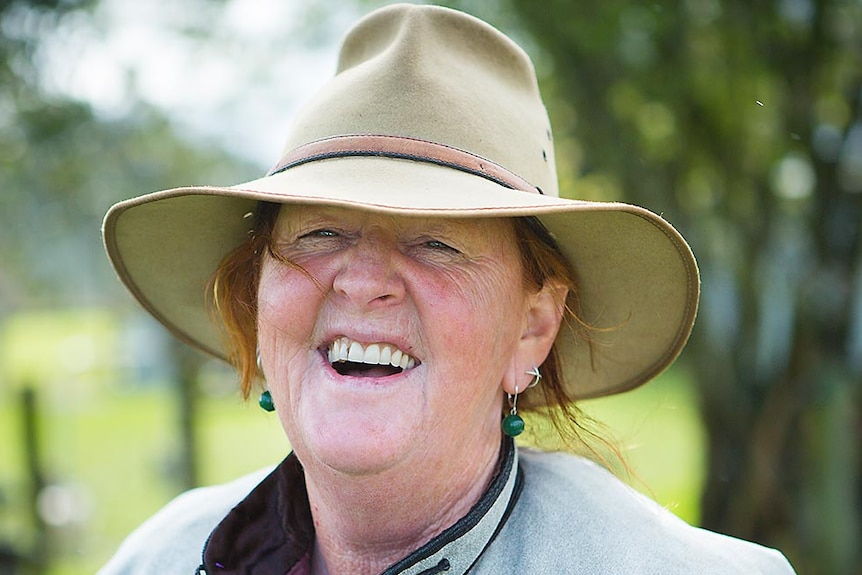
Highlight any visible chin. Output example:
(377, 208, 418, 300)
(291, 408, 422, 477)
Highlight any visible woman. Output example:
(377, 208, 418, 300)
(99, 4, 794, 574)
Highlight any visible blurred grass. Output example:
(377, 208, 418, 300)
(0, 385, 289, 575)
(0, 310, 704, 574)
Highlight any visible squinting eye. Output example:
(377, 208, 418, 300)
(425, 239, 459, 253)
(301, 229, 339, 238)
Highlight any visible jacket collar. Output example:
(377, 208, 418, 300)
(201, 438, 521, 575)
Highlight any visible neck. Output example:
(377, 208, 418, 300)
(304, 436, 503, 575)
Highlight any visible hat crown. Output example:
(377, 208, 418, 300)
(283, 4, 558, 197)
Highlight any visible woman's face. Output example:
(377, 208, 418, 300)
(257, 205, 540, 477)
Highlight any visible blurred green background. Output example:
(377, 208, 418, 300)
(1, 0, 860, 574)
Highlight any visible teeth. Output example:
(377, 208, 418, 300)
(328, 337, 417, 370)
(365, 344, 380, 364)
(348, 341, 364, 362)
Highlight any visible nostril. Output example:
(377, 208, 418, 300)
(332, 264, 405, 307)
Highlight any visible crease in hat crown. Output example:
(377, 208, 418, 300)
(278, 3, 558, 198)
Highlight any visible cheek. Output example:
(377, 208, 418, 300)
(418, 266, 526, 369)
(437, 265, 525, 326)
(256, 266, 321, 424)
(257, 266, 291, 329)
(256, 262, 325, 354)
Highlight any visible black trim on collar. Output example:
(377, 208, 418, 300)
(381, 438, 517, 574)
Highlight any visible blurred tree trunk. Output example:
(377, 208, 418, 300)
(172, 343, 203, 491)
(451, 0, 862, 572)
(20, 386, 48, 574)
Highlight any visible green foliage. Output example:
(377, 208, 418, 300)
(1, 99, 260, 310)
(0, 1, 260, 313)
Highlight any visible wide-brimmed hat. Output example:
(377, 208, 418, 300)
(102, 3, 699, 403)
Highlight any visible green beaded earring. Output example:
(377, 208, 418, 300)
(258, 390, 275, 412)
(502, 367, 542, 437)
(501, 386, 525, 437)
(255, 347, 275, 412)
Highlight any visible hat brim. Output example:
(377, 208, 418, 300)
(103, 156, 699, 401)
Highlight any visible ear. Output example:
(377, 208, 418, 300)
(502, 280, 568, 395)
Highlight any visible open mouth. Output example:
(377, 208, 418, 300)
(327, 336, 417, 378)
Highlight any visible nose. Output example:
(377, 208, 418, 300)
(331, 236, 406, 309)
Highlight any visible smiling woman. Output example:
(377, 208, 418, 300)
(97, 4, 795, 575)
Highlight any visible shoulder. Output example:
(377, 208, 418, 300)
(97, 467, 273, 575)
(484, 449, 795, 574)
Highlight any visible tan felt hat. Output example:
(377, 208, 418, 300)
(102, 3, 699, 402)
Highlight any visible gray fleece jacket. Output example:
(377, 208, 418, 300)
(98, 443, 795, 574)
